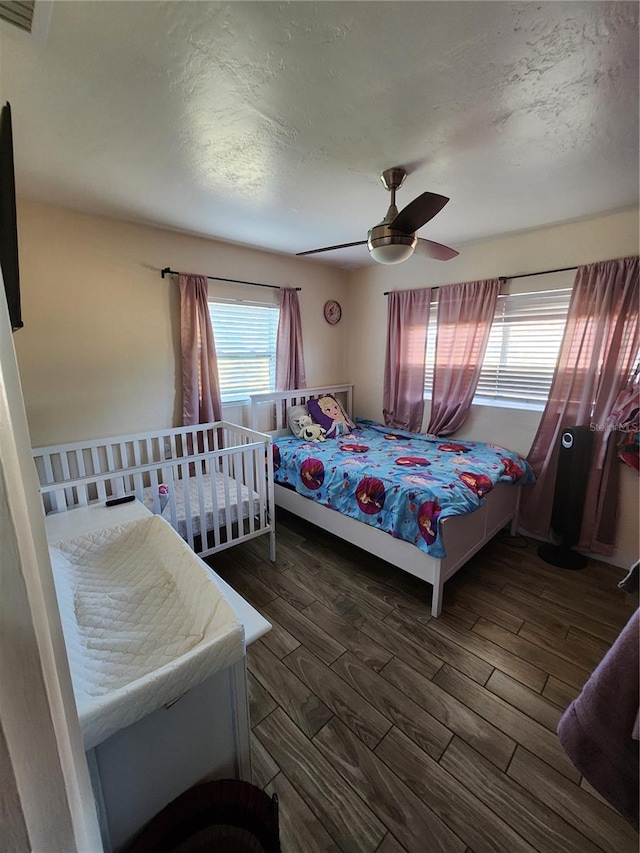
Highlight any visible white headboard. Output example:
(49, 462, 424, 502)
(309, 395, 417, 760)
(250, 384, 354, 435)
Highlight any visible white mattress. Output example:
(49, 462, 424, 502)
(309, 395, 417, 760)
(49, 514, 245, 750)
(142, 471, 261, 539)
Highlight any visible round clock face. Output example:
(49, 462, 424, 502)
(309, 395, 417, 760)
(324, 300, 342, 325)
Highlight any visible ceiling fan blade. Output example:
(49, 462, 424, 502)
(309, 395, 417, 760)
(390, 192, 449, 234)
(416, 238, 459, 261)
(296, 240, 367, 257)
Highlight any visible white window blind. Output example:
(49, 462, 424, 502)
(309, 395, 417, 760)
(208, 300, 279, 403)
(424, 298, 438, 398)
(425, 288, 572, 408)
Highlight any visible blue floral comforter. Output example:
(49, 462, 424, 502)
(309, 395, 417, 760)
(273, 419, 535, 558)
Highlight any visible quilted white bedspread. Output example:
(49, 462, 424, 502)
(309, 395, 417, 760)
(49, 514, 245, 750)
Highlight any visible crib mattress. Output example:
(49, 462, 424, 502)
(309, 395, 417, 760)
(49, 514, 245, 750)
(142, 472, 261, 539)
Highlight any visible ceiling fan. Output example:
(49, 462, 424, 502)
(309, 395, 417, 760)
(296, 167, 459, 265)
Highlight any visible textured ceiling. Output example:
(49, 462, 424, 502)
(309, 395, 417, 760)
(1, 1, 638, 267)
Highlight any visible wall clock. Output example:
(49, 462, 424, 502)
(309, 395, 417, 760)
(323, 300, 342, 325)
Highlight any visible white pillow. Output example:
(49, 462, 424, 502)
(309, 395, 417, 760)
(287, 404, 310, 436)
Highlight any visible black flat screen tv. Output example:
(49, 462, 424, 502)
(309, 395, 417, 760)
(0, 102, 22, 331)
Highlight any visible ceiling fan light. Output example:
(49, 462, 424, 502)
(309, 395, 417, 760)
(367, 226, 417, 265)
(369, 242, 416, 265)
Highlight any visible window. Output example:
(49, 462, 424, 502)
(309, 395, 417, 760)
(424, 297, 438, 398)
(208, 300, 279, 403)
(425, 288, 572, 409)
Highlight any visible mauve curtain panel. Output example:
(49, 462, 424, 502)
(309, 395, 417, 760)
(521, 255, 639, 552)
(179, 273, 223, 426)
(383, 288, 431, 432)
(427, 279, 500, 436)
(276, 287, 306, 391)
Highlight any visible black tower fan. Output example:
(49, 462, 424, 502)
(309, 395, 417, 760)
(537, 425, 593, 570)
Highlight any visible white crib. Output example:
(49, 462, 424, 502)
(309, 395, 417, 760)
(33, 421, 275, 560)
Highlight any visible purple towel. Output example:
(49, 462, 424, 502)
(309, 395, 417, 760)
(557, 607, 639, 829)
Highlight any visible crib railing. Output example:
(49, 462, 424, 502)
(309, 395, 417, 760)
(33, 421, 275, 560)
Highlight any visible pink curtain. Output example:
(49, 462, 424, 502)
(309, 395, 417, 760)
(179, 273, 223, 426)
(383, 288, 431, 432)
(598, 367, 639, 468)
(276, 287, 306, 391)
(612, 372, 640, 474)
(427, 279, 500, 436)
(521, 256, 639, 552)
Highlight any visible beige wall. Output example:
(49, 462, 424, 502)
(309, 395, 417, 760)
(347, 208, 639, 567)
(15, 200, 349, 446)
(14, 202, 639, 566)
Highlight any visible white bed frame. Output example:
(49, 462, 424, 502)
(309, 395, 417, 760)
(33, 421, 276, 561)
(250, 385, 520, 617)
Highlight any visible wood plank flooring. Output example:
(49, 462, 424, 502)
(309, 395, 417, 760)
(209, 509, 639, 853)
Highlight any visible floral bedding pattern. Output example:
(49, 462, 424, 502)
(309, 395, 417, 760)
(273, 419, 535, 558)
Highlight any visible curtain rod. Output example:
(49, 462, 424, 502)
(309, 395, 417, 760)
(383, 264, 579, 295)
(383, 286, 440, 295)
(161, 267, 301, 291)
(498, 264, 579, 283)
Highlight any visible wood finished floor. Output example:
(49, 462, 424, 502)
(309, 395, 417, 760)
(209, 510, 639, 853)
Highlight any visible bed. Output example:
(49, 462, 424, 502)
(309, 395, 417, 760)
(250, 384, 534, 616)
(33, 421, 276, 561)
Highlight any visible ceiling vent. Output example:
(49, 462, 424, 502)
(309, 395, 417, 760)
(0, 1, 35, 33)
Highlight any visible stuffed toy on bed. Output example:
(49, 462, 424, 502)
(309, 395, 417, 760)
(297, 415, 326, 443)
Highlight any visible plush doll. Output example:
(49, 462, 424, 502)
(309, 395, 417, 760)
(297, 415, 327, 443)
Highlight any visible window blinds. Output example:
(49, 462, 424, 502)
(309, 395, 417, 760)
(425, 288, 572, 407)
(208, 301, 280, 403)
